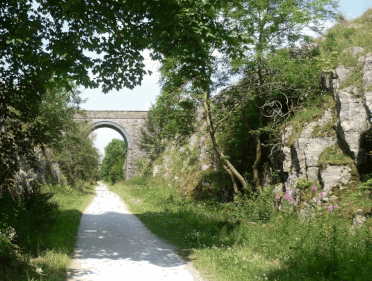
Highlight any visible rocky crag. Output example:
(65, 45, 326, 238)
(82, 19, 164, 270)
(148, 12, 372, 226)
(2, 148, 61, 200)
(280, 49, 372, 200)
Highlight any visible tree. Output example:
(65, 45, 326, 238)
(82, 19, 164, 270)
(214, 46, 323, 190)
(101, 139, 126, 184)
(0, 79, 85, 192)
(225, 0, 338, 189)
(140, 87, 197, 160)
(158, 0, 338, 197)
(0, 0, 226, 193)
(53, 121, 101, 187)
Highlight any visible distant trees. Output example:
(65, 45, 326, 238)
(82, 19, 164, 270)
(101, 139, 126, 184)
(0, 78, 100, 192)
(53, 121, 101, 187)
(26, 83, 101, 188)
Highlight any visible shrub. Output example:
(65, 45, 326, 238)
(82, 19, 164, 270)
(126, 176, 147, 186)
(0, 184, 58, 255)
(233, 186, 276, 223)
(0, 225, 31, 280)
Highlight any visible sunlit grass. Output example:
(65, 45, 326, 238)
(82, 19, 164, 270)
(108, 179, 372, 281)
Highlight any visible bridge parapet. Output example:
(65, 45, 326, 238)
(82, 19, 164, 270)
(74, 110, 147, 120)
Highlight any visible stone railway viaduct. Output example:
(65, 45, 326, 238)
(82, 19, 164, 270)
(73, 111, 148, 179)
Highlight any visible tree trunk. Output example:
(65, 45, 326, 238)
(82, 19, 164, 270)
(252, 55, 265, 192)
(202, 90, 247, 198)
(252, 120, 262, 190)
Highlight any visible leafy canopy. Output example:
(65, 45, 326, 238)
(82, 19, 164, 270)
(1, 0, 227, 191)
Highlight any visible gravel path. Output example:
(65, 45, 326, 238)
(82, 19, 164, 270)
(67, 182, 203, 281)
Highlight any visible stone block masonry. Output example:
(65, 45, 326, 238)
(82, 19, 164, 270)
(74, 111, 148, 179)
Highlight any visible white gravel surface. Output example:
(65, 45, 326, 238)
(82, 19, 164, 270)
(67, 182, 203, 281)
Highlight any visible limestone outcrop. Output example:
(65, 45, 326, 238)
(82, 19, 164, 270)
(349, 47, 365, 56)
(365, 91, 372, 116)
(283, 109, 337, 192)
(320, 165, 352, 196)
(279, 48, 372, 204)
(7, 148, 61, 199)
(363, 53, 372, 89)
(14, 156, 38, 198)
(334, 66, 354, 89)
(335, 87, 370, 164)
(352, 209, 367, 229)
(281, 85, 371, 200)
(34, 148, 61, 185)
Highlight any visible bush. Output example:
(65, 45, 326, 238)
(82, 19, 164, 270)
(221, 186, 276, 223)
(0, 225, 31, 279)
(0, 225, 29, 267)
(242, 186, 276, 223)
(126, 176, 147, 186)
(0, 184, 58, 256)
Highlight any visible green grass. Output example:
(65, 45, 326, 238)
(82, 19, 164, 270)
(338, 62, 366, 92)
(0, 181, 96, 281)
(310, 112, 337, 138)
(318, 144, 354, 166)
(316, 9, 372, 60)
(314, 8, 372, 91)
(282, 95, 336, 147)
(107, 178, 372, 281)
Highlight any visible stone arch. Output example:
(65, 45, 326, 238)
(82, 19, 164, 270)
(74, 111, 148, 179)
(90, 121, 132, 148)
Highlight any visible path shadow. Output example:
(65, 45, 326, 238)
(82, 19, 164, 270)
(71, 211, 189, 268)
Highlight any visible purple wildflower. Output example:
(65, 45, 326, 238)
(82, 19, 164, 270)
(333, 205, 338, 209)
(290, 199, 296, 205)
(275, 196, 280, 200)
(328, 205, 333, 212)
(314, 198, 319, 202)
(319, 192, 324, 198)
(311, 186, 318, 191)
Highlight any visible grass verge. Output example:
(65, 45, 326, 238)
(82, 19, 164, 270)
(0, 181, 96, 281)
(107, 178, 372, 281)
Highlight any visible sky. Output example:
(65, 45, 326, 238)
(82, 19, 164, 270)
(84, 0, 372, 158)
